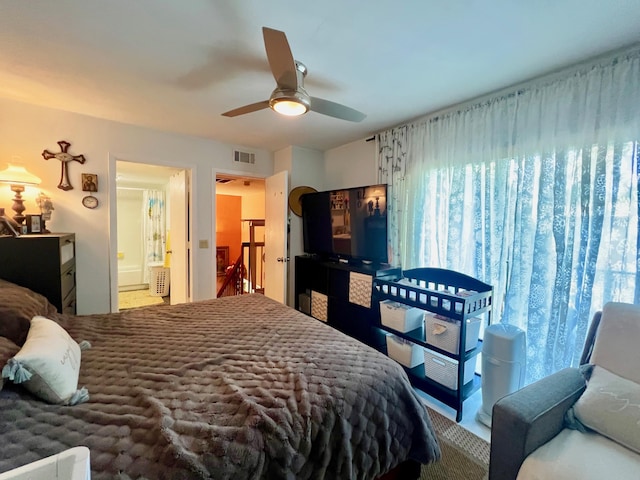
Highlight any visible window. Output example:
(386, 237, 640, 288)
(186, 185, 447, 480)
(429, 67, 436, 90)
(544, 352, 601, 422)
(378, 48, 640, 383)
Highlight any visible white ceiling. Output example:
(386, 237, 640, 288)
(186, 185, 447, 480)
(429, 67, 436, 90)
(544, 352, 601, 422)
(1, 0, 639, 153)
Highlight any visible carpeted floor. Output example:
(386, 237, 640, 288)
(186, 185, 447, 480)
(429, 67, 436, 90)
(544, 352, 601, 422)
(119, 289, 168, 310)
(421, 407, 490, 480)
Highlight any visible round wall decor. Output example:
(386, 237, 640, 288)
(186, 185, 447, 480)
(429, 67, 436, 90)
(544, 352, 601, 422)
(288, 186, 317, 217)
(82, 195, 99, 209)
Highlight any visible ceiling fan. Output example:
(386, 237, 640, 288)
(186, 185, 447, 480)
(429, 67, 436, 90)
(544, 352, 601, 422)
(222, 27, 366, 122)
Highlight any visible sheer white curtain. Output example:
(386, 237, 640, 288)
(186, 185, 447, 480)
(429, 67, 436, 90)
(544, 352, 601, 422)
(377, 126, 408, 268)
(142, 189, 166, 284)
(379, 47, 640, 383)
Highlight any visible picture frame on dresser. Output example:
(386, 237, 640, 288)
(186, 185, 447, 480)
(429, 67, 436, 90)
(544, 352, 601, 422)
(26, 214, 43, 234)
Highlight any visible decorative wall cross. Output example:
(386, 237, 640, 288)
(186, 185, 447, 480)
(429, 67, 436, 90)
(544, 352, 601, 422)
(42, 140, 86, 191)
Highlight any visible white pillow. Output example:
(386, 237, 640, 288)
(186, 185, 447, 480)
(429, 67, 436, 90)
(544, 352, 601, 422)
(1, 316, 88, 405)
(572, 365, 640, 454)
(591, 302, 640, 384)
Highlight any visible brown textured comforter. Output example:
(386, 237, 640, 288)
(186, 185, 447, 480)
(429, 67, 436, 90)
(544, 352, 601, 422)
(0, 294, 439, 479)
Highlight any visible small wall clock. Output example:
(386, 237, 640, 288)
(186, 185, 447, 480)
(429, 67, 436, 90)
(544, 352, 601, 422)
(82, 195, 99, 209)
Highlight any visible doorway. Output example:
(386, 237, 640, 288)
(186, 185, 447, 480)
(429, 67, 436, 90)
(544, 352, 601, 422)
(113, 161, 190, 311)
(214, 174, 266, 295)
(214, 171, 289, 304)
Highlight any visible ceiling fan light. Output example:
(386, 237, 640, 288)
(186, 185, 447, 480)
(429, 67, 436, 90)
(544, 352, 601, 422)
(269, 88, 311, 117)
(271, 99, 308, 116)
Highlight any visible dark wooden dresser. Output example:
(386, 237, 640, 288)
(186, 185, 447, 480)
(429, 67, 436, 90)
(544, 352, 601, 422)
(0, 233, 76, 314)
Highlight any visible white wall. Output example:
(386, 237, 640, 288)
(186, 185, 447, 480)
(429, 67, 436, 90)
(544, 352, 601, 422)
(116, 188, 145, 286)
(116, 180, 168, 288)
(274, 145, 325, 307)
(0, 97, 273, 314)
(323, 138, 377, 189)
(274, 140, 375, 309)
(241, 191, 266, 243)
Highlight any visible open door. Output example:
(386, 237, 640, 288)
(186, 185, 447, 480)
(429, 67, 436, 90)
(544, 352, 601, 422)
(169, 170, 189, 304)
(264, 170, 289, 303)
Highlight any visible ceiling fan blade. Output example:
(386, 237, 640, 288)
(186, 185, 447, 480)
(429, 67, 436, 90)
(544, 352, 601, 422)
(262, 27, 298, 90)
(221, 100, 270, 117)
(310, 97, 366, 122)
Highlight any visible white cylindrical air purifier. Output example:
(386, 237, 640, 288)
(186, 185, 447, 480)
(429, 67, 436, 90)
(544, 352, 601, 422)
(476, 323, 526, 427)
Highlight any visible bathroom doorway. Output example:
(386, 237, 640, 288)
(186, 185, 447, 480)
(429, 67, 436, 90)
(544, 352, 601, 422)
(114, 161, 188, 310)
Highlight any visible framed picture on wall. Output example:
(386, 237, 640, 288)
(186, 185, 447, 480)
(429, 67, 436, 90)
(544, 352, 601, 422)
(82, 173, 98, 192)
(216, 246, 229, 276)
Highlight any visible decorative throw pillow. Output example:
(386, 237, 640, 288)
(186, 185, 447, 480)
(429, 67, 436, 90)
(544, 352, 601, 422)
(0, 336, 20, 392)
(0, 279, 58, 346)
(571, 365, 640, 454)
(1, 316, 88, 405)
(591, 302, 640, 385)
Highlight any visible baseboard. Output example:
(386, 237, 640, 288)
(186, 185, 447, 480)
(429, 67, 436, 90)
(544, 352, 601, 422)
(118, 284, 149, 292)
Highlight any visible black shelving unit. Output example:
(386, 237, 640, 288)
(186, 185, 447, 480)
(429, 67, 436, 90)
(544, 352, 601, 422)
(373, 267, 492, 422)
(294, 255, 400, 347)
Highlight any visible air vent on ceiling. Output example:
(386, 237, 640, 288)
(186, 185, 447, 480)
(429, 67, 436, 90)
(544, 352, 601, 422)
(216, 177, 233, 184)
(233, 150, 256, 165)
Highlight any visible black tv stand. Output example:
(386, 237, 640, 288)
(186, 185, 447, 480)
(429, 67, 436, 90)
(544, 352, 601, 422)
(342, 258, 366, 267)
(330, 256, 362, 266)
(300, 254, 389, 270)
(294, 255, 401, 347)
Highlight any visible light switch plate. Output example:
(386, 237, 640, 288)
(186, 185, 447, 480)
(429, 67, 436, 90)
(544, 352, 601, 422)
(198, 240, 209, 249)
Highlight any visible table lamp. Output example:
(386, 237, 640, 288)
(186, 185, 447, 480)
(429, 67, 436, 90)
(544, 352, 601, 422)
(0, 163, 42, 225)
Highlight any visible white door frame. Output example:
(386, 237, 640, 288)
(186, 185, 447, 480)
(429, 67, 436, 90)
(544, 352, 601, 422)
(168, 170, 189, 304)
(264, 170, 289, 303)
(213, 168, 282, 297)
(108, 154, 193, 312)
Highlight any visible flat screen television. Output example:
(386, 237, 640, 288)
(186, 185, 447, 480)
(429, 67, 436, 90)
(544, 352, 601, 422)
(301, 184, 388, 264)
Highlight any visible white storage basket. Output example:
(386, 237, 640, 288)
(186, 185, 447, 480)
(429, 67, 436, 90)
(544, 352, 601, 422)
(150, 266, 170, 297)
(423, 348, 475, 390)
(380, 300, 424, 333)
(424, 313, 482, 354)
(386, 334, 424, 368)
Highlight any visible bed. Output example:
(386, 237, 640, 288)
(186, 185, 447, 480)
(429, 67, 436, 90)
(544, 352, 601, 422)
(0, 279, 440, 479)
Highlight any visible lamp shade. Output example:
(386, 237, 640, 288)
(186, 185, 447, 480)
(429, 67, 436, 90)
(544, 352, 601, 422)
(0, 164, 41, 185)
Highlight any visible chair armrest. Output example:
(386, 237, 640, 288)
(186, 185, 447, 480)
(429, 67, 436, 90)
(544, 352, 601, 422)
(488, 367, 586, 480)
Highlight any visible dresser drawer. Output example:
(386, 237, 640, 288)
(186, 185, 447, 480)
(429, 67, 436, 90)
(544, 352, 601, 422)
(60, 237, 75, 273)
(61, 264, 76, 299)
(62, 288, 76, 315)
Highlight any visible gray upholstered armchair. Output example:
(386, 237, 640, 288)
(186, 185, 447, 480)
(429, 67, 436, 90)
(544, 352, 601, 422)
(489, 303, 640, 480)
